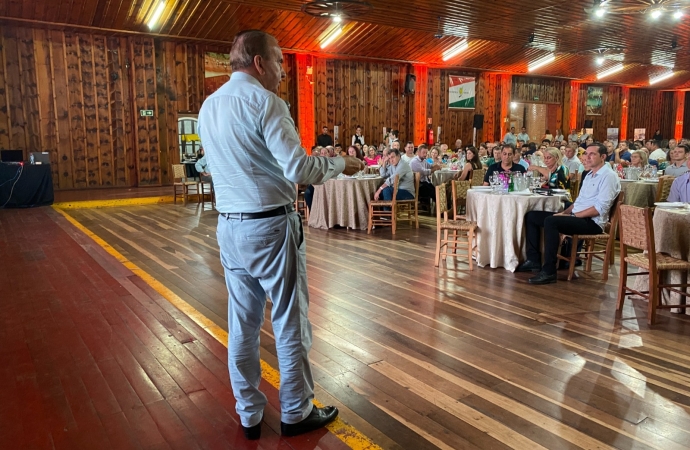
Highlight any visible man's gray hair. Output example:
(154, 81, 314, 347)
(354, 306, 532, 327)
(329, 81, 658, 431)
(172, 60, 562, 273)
(230, 30, 275, 71)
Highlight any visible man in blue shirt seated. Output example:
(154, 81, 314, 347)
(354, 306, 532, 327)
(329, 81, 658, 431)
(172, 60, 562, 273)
(375, 148, 415, 201)
(517, 142, 621, 284)
(668, 157, 690, 203)
(612, 140, 632, 163)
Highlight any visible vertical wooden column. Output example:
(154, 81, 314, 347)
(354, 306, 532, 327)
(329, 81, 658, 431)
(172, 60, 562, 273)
(295, 54, 314, 149)
(674, 90, 685, 140)
(412, 64, 428, 145)
(497, 74, 512, 139)
(561, 80, 579, 136)
(620, 86, 629, 141)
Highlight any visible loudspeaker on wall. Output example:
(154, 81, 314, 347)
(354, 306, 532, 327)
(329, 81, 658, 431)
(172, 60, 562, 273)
(584, 119, 593, 128)
(473, 114, 484, 129)
(405, 74, 416, 94)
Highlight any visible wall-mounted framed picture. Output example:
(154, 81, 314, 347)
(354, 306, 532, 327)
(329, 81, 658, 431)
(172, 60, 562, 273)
(449, 76, 475, 109)
(586, 86, 604, 116)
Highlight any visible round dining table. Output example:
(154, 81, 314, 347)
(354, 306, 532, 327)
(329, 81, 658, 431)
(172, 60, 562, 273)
(432, 169, 460, 186)
(466, 189, 564, 271)
(308, 176, 384, 230)
(620, 180, 658, 207)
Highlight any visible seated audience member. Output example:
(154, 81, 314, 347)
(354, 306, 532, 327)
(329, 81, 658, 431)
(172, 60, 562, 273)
(375, 149, 415, 201)
(667, 157, 690, 202)
(648, 140, 667, 161)
(410, 144, 440, 200)
(638, 146, 659, 168)
(456, 146, 484, 181)
(512, 148, 530, 170)
(478, 143, 489, 158)
(486, 146, 502, 167)
(529, 147, 569, 190)
(629, 150, 648, 168)
(613, 140, 632, 163)
(483, 144, 527, 185)
(541, 139, 551, 147)
(562, 143, 584, 180)
(364, 147, 380, 166)
(664, 144, 690, 177)
(348, 145, 365, 162)
(554, 129, 564, 142)
(334, 143, 343, 154)
(517, 143, 621, 284)
(321, 146, 331, 157)
(428, 147, 443, 165)
(453, 140, 462, 152)
(195, 147, 212, 183)
(401, 141, 415, 163)
(310, 145, 320, 156)
(391, 140, 401, 151)
(523, 142, 538, 157)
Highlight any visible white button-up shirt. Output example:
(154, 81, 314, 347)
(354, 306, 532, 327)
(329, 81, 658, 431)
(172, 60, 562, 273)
(199, 72, 345, 213)
(573, 163, 621, 230)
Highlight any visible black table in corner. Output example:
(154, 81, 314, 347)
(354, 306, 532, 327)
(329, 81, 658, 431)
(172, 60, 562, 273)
(0, 163, 54, 208)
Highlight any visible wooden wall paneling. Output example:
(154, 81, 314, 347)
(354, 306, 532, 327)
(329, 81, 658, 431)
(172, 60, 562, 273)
(498, 74, 512, 139)
(330, 59, 340, 144)
(95, 35, 115, 186)
(365, 62, 374, 143)
(0, 31, 10, 150)
(130, 37, 148, 185)
(186, 44, 203, 111)
(50, 30, 74, 189)
(349, 61, 358, 139)
(357, 61, 366, 140)
(155, 40, 171, 186)
(627, 89, 664, 141)
(620, 86, 629, 141)
(313, 56, 327, 135)
(577, 85, 622, 141)
(64, 32, 87, 188)
(511, 76, 565, 104)
(166, 42, 181, 184)
(17, 28, 41, 153)
(295, 53, 315, 149)
(391, 64, 400, 138)
(2, 27, 28, 153)
(107, 36, 132, 187)
(144, 38, 160, 185)
(340, 61, 350, 143)
(674, 91, 685, 140)
(399, 67, 409, 142)
(325, 59, 335, 140)
(79, 34, 101, 187)
(481, 74, 496, 142)
(412, 64, 428, 145)
(33, 28, 59, 186)
(659, 91, 676, 141)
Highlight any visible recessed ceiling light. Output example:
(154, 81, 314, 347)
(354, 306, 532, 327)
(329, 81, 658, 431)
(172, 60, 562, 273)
(333, 14, 342, 23)
(649, 71, 675, 85)
(596, 56, 605, 65)
(528, 53, 555, 71)
(597, 64, 624, 79)
(651, 8, 662, 19)
(673, 10, 683, 20)
(147, 1, 167, 30)
(595, 7, 606, 17)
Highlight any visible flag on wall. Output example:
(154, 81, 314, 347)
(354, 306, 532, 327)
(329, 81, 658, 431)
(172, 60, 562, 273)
(448, 76, 475, 109)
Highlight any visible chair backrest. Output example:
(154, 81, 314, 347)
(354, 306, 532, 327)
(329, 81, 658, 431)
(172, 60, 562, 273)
(655, 175, 675, 202)
(451, 180, 471, 217)
(172, 164, 186, 181)
(471, 169, 485, 186)
(618, 204, 655, 255)
(435, 183, 449, 221)
(569, 178, 580, 202)
(412, 172, 420, 198)
(391, 174, 400, 203)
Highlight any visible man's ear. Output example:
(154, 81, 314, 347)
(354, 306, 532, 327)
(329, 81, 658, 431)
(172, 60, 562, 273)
(254, 55, 265, 75)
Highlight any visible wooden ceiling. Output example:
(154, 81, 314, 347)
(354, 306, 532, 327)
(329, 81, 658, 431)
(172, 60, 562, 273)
(2, 0, 690, 89)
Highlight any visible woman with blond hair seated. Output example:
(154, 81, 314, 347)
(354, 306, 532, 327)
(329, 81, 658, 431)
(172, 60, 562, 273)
(528, 147, 569, 190)
(629, 149, 648, 168)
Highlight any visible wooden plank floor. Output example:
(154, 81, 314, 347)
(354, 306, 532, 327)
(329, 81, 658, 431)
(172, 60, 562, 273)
(19, 203, 690, 449)
(0, 207, 350, 450)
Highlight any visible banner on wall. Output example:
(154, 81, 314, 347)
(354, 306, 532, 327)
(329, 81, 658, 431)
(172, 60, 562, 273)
(607, 128, 619, 148)
(586, 87, 604, 116)
(448, 76, 475, 109)
(634, 128, 646, 141)
(205, 52, 232, 96)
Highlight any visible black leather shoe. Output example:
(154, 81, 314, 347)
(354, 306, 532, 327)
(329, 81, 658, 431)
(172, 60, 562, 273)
(281, 406, 339, 437)
(528, 271, 557, 285)
(242, 423, 261, 440)
(516, 260, 541, 272)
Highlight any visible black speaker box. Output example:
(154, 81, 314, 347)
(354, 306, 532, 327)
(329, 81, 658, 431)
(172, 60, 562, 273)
(584, 119, 593, 128)
(405, 74, 416, 94)
(473, 114, 484, 129)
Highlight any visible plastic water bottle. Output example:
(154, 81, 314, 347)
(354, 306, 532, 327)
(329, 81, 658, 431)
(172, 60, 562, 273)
(29, 153, 35, 164)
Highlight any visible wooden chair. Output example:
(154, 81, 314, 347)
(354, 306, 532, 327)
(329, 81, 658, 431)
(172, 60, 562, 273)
(470, 168, 486, 187)
(434, 183, 478, 269)
(569, 178, 581, 203)
(655, 175, 675, 203)
(616, 205, 690, 325)
(172, 164, 200, 206)
(451, 180, 471, 219)
(368, 175, 399, 234)
(295, 184, 309, 222)
(556, 191, 624, 281)
(199, 178, 215, 208)
(396, 172, 420, 229)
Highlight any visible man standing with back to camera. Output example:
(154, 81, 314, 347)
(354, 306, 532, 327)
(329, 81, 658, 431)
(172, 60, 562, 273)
(199, 30, 365, 440)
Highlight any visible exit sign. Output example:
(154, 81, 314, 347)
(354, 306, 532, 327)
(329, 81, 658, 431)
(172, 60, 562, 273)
(140, 109, 154, 117)
(533, 96, 539, 101)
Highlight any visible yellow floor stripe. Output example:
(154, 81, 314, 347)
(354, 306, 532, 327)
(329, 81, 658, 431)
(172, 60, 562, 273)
(52, 205, 381, 450)
(54, 196, 174, 210)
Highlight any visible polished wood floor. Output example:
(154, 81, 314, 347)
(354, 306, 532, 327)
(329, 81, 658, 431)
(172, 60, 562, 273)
(6, 201, 690, 449)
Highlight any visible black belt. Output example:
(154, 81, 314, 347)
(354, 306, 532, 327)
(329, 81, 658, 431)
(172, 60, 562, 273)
(220, 204, 294, 220)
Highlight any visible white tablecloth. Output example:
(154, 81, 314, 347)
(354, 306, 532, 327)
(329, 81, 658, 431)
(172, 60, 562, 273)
(308, 177, 384, 230)
(466, 190, 563, 271)
(632, 208, 690, 313)
(432, 170, 460, 186)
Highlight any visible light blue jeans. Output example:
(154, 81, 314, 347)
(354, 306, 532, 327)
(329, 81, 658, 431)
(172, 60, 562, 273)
(216, 210, 314, 427)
